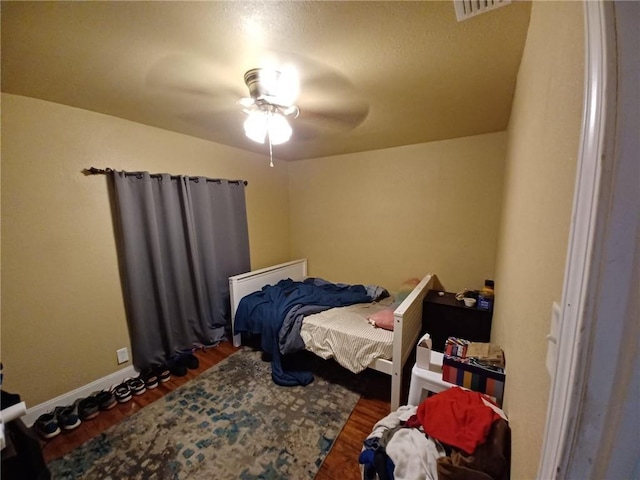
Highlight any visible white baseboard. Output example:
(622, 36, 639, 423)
(23, 365, 137, 427)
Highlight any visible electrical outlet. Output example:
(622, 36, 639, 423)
(116, 347, 129, 365)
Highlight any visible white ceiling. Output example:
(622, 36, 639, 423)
(1, 1, 531, 161)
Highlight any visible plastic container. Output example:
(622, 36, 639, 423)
(477, 280, 494, 311)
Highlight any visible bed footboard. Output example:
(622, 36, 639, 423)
(390, 273, 435, 410)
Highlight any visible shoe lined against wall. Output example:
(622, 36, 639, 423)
(125, 377, 146, 396)
(54, 405, 81, 431)
(139, 369, 159, 390)
(75, 396, 99, 421)
(34, 412, 61, 439)
(112, 382, 132, 403)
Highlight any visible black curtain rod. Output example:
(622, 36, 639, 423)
(83, 167, 248, 186)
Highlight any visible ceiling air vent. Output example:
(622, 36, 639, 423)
(453, 0, 512, 21)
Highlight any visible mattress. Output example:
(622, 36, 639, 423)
(300, 300, 394, 373)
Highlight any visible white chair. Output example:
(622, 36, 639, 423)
(407, 334, 456, 406)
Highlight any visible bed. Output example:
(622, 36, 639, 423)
(229, 258, 435, 410)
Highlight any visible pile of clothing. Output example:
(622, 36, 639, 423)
(359, 387, 511, 480)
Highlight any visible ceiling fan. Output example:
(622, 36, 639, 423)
(146, 51, 370, 164)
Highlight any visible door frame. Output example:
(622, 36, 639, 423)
(538, 1, 639, 478)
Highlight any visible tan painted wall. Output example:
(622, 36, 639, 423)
(1, 93, 291, 406)
(288, 133, 507, 294)
(492, 2, 584, 478)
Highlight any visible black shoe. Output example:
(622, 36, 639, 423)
(54, 405, 81, 431)
(75, 396, 100, 421)
(169, 351, 199, 374)
(94, 389, 117, 411)
(126, 377, 146, 396)
(167, 357, 187, 377)
(181, 353, 199, 370)
(34, 412, 61, 439)
(112, 382, 132, 403)
(139, 369, 159, 390)
(153, 364, 171, 383)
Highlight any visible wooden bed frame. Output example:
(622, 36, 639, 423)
(229, 258, 434, 410)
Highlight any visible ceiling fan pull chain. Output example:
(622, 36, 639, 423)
(269, 137, 274, 168)
(268, 115, 274, 168)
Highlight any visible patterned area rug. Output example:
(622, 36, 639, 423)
(47, 348, 363, 479)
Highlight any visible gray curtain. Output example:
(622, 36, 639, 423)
(112, 171, 250, 369)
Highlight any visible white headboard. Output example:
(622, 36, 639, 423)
(229, 258, 307, 347)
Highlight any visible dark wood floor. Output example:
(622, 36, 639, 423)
(39, 341, 407, 479)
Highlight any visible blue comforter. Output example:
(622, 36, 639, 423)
(234, 277, 384, 386)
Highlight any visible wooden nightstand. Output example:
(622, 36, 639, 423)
(422, 290, 493, 352)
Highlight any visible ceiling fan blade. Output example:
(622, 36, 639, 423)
(299, 71, 357, 99)
(176, 109, 249, 146)
(182, 107, 244, 129)
(292, 102, 370, 140)
(255, 49, 367, 106)
(146, 54, 244, 100)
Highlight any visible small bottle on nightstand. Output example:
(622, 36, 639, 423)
(477, 280, 494, 311)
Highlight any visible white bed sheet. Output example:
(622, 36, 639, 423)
(300, 300, 394, 373)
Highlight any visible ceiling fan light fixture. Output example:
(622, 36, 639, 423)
(267, 112, 292, 144)
(243, 112, 266, 143)
(243, 110, 292, 145)
(241, 67, 299, 167)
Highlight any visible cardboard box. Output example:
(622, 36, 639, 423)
(416, 333, 433, 369)
(466, 342, 505, 368)
(442, 354, 506, 406)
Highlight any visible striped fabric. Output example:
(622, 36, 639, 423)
(300, 301, 394, 373)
